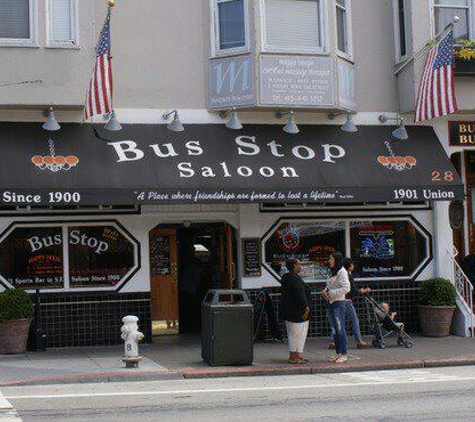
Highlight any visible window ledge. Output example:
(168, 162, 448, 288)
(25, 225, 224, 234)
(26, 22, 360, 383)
(261, 47, 329, 56)
(337, 51, 354, 64)
(0, 40, 39, 48)
(45, 43, 81, 50)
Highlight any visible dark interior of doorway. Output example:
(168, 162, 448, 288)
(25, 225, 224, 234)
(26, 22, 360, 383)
(176, 222, 236, 335)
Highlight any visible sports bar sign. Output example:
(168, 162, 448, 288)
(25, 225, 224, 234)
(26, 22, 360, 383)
(449, 121, 475, 147)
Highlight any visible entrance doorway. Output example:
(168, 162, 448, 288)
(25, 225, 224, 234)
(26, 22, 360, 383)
(149, 222, 237, 337)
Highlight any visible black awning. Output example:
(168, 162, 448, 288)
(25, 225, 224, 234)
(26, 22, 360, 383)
(0, 123, 464, 205)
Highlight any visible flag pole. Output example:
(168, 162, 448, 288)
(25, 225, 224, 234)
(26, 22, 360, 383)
(394, 16, 459, 76)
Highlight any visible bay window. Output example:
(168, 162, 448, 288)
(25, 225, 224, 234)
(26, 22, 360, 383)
(214, 0, 248, 54)
(433, 0, 470, 41)
(263, 0, 325, 52)
(47, 0, 78, 47)
(336, 0, 351, 55)
(0, 0, 36, 46)
(394, 0, 408, 61)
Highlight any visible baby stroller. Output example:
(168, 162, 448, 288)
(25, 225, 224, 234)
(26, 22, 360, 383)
(364, 295, 414, 349)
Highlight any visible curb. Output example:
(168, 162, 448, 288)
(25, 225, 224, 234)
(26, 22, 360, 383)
(1, 357, 475, 386)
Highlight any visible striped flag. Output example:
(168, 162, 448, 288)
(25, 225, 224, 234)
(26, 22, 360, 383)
(83, 8, 113, 122)
(415, 30, 457, 123)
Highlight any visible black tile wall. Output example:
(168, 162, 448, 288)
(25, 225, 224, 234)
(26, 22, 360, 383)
(248, 280, 421, 342)
(32, 292, 151, 348)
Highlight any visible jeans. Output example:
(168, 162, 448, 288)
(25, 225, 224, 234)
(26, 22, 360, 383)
(327, 301, 348, 356)
(328, 300, 362, 343)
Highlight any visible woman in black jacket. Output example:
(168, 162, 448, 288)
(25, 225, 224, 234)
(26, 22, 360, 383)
(280, 258, 311, 364)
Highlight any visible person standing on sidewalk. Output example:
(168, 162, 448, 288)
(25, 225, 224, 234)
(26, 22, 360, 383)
(279, 258, 311, 364)
(322, 253, 351, 364)
(328, 258, 370, 349)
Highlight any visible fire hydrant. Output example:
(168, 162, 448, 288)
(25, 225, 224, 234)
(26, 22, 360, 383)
(120, 315, 144, 368)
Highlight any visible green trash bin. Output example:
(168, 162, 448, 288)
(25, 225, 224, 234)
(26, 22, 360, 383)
(201, 289, 254, 366)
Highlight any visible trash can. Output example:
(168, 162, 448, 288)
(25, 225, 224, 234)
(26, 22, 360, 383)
(201, 289, 254, 366)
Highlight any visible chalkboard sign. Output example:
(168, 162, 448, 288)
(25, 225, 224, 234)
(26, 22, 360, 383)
(150, 235, 171, 276)
(242, 238, 262, 277)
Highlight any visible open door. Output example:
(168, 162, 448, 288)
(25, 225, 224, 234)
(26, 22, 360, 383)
(221, 224, 237, 289)
(149, 228, 179, 335)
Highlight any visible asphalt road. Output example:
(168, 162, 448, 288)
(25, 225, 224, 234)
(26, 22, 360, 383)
(2, 366, 475, 421)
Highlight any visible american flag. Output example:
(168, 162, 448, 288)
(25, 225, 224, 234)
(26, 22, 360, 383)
(415, 30, 457, 123)
(83, 9, 113, 122)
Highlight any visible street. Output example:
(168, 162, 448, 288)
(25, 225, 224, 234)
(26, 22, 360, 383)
(2, 366, 475, 421)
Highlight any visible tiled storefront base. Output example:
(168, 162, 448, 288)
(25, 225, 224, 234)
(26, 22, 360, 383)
(33, 281, 420, 348)
(248, 281, 422, 341)
(32, 292, 152, 348)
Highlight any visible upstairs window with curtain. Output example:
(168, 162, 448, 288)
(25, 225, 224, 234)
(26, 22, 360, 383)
(264, 0, 324, 52)
(215, 0, 247, 53)
(433, 0, 470, 41)
(48, 0, 77, 46)
(394, 0, 408, 61)
(0, 0, 33, 44)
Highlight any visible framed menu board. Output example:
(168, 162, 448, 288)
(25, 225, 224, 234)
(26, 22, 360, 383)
(242, 238, 262, 277)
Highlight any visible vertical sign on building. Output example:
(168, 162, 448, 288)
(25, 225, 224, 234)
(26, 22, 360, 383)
(208, 55, 256, 109)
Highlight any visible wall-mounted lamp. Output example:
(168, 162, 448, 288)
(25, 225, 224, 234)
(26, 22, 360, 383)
(328, 111, 358, 133)
(219, 108, 243, 130)
(42, 106, 61, 132)
(104, 110, 122, 132)
(163, 110, 185, 132)
(275, 111, 299, 134)
(379, 114, 408, 140)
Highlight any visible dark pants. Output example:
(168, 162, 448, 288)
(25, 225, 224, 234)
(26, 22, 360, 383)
(328, 301, 348, 356)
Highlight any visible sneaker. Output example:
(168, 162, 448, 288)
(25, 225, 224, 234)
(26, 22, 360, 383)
(357, 341, 369, 349)
(335, 355, 348, 364)
(328, 342, 336, 350)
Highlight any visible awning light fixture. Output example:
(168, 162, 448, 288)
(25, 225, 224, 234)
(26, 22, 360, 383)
(220, 107, 243, 130)
(42, 106, 61, 132)
(275, 111, 299, 134)
(104, 110, 122, 132)
(379, 114, 409, 140)
(329, 111, 358, 133)
(163, 110, 185, 132)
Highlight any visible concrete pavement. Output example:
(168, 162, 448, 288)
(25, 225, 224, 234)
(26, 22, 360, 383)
(0, 335, 474, 386)
(3, 366, 475, 421)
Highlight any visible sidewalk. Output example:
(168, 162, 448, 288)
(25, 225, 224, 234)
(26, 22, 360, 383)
(0, 335, 474, 386)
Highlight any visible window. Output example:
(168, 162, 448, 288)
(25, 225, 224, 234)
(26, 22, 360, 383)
(0, 222, 139, 291)
(0, 0, 36, 46)
(263, 218, 431, 282)
(264, 221, 346, 281)
(214, 0, 247, 53)
(350, 221, 428, 278)
(263, 0, 324, 52)
(336, 0, 351, 55)
(433, 0, 470, 41)
(47, 0, 78, 47)
(0, 227, 64, 289)
(394, 0, 408, 60)
(68, 226, 136, 288)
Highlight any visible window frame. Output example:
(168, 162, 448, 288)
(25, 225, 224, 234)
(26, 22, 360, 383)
(261, 216, 432, 283)
(0, 220, 140, 293)
(46, 0, 79, 48)
(260, 0, 328, 54)
(393, 0, 409, 63)
(430, 0, 474, 41)
(336, 0, 353, 60)
(211, 0, 250, 57)
(0, 0, 38, 48)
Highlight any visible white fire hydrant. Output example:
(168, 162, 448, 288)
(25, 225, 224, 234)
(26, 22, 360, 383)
(120, 315, 144, 368)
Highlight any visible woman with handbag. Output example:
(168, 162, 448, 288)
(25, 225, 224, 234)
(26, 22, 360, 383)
(280, 258, 311, 364)
(322, 252, 351, 364)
